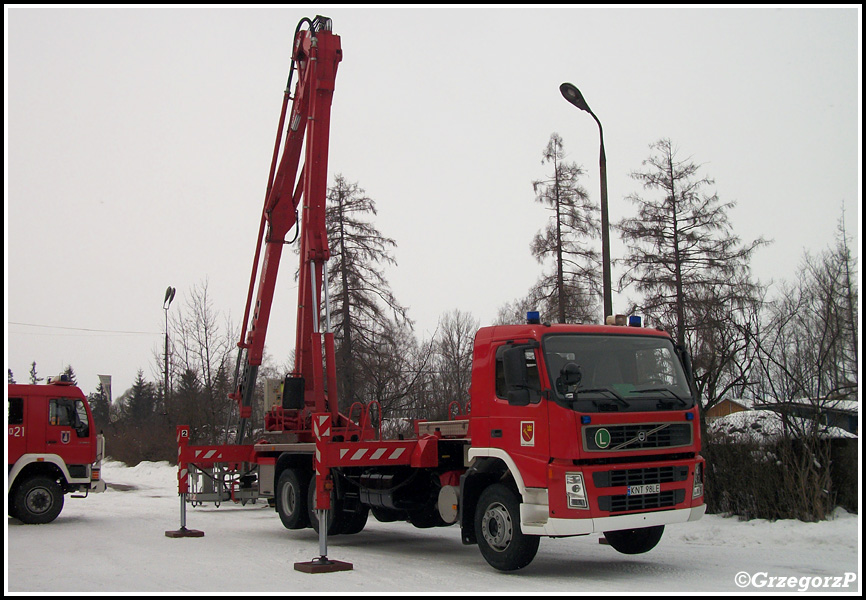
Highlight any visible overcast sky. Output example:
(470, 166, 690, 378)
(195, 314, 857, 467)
(6, 6, 861, 399)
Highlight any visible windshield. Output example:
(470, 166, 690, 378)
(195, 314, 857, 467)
(542, 333, 694, 412)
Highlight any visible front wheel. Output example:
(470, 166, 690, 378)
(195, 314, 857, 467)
(474, 484, 539, 571)
(12, 476, 64, 524)
(603, 525, 664, 554)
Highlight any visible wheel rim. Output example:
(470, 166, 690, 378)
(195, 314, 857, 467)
(282, 481, 296, 515)
(481, 502, 513, 552)
(25, 487, 52, 515)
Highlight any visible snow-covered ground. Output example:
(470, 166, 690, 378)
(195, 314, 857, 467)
(6, 460, 862, 594)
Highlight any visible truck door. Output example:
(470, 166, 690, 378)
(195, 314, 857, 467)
(8, 395, 26, 463)
(489, 344, 550, 488)
(45, 397, 94, 466)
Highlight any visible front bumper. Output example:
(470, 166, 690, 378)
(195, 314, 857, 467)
(521, 502, 706, 536)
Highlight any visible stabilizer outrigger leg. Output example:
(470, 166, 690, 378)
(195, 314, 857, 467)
(165, 426, 204, 538)
(294, 414, 352, 573)
(165, 492, 204, 538)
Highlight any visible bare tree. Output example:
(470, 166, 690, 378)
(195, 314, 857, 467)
(529, 133, 600, 323)
(433, 309, 478, 416)
(617, 138, 768, 347)
(165, 280, 236, 442)
(617, 139, 768, 419)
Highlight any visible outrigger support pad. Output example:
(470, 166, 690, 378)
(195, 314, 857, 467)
(165, 493, 205, 538)
(294, 556, 353, 574)
(293, 508, 353, 573)
(165, 526, 205, 538)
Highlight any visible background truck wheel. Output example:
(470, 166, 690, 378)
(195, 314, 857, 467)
(603, 525, 665, 554)
(12, 476, 65, 524)
(307, 479, 344, 536)
(474, 483, 539, 571)
(276, 469, 310, 530)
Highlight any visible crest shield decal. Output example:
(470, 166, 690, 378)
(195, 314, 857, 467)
(520, 421, 535, 447)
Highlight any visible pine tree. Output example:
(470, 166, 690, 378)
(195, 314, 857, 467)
(125, 369, 157, 422)
(29, 361, 43, 384)
(62, 365, 78, 385)
(325, 174, 410, 408)
(528, 133, 600, 323)
(87, 383, 111, 427)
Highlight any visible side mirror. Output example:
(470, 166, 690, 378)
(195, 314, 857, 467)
(560, 363, 582, 386)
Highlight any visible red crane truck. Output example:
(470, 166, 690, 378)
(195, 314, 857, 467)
(171, 15, 706, 572)
(8, 375, 106, 524)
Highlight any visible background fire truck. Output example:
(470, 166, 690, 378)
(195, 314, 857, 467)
(8, 375, 106, 524)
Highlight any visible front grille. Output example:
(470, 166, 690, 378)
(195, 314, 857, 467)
(593, 465, 688, 488)
(584, 422, 692, 451)
(599, 489, 685, 513)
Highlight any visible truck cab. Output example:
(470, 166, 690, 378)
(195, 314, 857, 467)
(461, 318, 705, 569)
(8, 375, 106, 524)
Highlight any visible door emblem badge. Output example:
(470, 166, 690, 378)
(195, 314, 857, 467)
(521, 421, 535, 447)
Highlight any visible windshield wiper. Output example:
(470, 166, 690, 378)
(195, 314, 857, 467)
(573, 387, 630, 408)
(629, 387, 688, 407)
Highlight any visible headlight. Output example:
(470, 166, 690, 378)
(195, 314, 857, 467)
(692, 463, 704, 499)
(565, 472, 589, 509)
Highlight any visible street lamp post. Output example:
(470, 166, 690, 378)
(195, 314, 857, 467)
(559, 82, 613, 321)
(163, 286, 176, 411)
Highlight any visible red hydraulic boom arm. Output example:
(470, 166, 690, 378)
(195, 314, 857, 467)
(231, 16, 342, 444)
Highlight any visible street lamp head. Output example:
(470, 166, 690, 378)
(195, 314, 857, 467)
(560, 82, 592, 114)
(163, 286, 176, 310)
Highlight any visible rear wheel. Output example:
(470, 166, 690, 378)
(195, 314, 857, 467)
(276, 469, 309, 530)
(339, 502, 369, 535)
(12, 476, 64, 524)
(603, 525, 665, 554)
(474, 484, 539, 571)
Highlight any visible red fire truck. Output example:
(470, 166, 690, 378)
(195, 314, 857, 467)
(171, 15, 705, 572)
(8, 375, 106, 524)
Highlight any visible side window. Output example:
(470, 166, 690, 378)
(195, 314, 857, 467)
(74, 400, 90, 437)
(9, 397, 24, 425)
(49, 398, 89, 437)
(494, 345, 541, 403)
(50, 398, 74, 426)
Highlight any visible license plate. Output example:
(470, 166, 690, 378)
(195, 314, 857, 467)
(627, 484, 660, 496)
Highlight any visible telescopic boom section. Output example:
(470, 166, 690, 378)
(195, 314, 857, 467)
(232, 17, 342, 443)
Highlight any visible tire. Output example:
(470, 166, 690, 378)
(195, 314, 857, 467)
(12, 476, 64, 524)
(603, 525, 665, 554)
(276, 469, 309, 530)
(474, 484, 539, 571)
(307, 478, 344, 536)
(339, 503, 369, 535)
